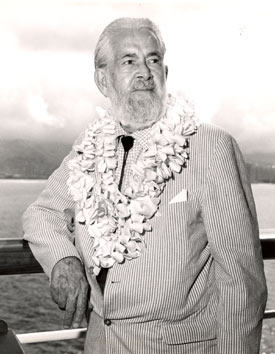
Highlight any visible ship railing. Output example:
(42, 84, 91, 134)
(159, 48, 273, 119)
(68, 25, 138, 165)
(0, 229, 275, 353)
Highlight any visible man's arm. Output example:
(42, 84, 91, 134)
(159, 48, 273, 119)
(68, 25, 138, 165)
(202, 133, 267, 353)
(22, 150, 80, 275)
(22, 149, 88, 328)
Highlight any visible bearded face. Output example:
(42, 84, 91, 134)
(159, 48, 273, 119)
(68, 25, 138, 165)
(103, 28, 167, 133)
(107, 75, 167, 132)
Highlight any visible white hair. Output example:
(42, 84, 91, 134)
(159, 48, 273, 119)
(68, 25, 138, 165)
(94, 17, 166, 69)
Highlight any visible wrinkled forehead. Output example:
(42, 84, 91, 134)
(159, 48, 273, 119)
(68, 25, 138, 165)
(109, 27, 163, 61)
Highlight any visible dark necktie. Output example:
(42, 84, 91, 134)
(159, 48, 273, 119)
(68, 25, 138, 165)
(118, 136, 134, 191)
(96, 135, 134, 293)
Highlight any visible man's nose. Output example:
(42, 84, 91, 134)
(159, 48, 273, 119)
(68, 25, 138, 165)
(136, 62, 153, 80)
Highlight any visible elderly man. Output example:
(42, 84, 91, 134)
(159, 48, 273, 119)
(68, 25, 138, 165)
(23, 17, 267, 354)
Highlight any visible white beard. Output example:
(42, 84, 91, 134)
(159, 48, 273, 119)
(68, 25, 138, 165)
(108, 83, 167, 132)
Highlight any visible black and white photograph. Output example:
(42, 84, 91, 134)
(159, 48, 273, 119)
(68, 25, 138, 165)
(0, 1, 275, 353)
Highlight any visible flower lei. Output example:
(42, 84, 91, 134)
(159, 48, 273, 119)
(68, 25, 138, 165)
(67, 94, 199, 275)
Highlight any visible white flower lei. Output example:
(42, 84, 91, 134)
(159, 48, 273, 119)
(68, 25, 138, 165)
(67, 94, 199, 275)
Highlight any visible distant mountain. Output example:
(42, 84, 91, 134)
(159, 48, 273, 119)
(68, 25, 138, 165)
(0, 139, 72, 179)
(244, 152, 275, 167)
(244, 153, 275, 183)
(0, 139, 275, 182)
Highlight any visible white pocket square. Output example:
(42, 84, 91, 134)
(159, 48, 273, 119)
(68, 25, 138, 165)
(169, 189, 188, 204)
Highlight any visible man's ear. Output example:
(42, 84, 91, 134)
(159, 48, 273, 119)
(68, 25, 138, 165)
(94, 69, 108, 97)
(165, 65, 168, 79)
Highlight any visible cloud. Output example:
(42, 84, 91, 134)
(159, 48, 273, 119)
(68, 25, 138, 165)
(0, 86, 102, 142)
(27, 94, 64, 127)
(212, 96, 275, 153)
(14, 23, 97, 52)
(0, 0, 275, 154)
(1, 1, 159, 52)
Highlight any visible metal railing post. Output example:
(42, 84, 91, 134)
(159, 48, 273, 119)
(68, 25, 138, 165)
(0, 319, 26, 354)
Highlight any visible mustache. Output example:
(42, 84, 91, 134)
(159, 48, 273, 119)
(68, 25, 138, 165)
(131, 78, 155, 91)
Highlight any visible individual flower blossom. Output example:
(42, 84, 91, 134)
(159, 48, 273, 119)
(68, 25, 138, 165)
(117, 203, 130, 219)
(172, 162, 182, 173)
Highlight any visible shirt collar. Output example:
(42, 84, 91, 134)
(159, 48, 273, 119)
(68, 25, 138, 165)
(115, 121, 152, 151)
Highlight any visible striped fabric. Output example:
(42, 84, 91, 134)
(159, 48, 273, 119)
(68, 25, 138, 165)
(22, 122, 267, 354)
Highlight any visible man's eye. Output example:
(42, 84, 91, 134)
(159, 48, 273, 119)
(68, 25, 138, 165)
(123, 60, 133, 65)
(148, 58, 160, 64)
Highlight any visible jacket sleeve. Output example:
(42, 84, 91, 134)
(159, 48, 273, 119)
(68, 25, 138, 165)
(22, 149, 81, 278)
(201, 133, 267, 354)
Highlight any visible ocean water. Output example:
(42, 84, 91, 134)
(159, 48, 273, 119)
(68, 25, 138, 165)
(0, 180, 84, 354)
(0, 180, 275, 353)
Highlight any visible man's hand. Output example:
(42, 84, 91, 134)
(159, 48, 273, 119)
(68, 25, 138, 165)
(50, 257, 89, 329)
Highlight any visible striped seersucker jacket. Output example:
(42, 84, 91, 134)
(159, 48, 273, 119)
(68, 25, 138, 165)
(23, 123, 267, 354)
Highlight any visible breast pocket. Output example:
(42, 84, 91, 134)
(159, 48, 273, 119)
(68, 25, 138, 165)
(154, 190, 203, 241)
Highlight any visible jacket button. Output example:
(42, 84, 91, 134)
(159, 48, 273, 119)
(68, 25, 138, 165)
(104, 319, 112, 326)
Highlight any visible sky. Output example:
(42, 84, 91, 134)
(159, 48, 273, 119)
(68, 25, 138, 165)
(0, 0, 275, 154)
